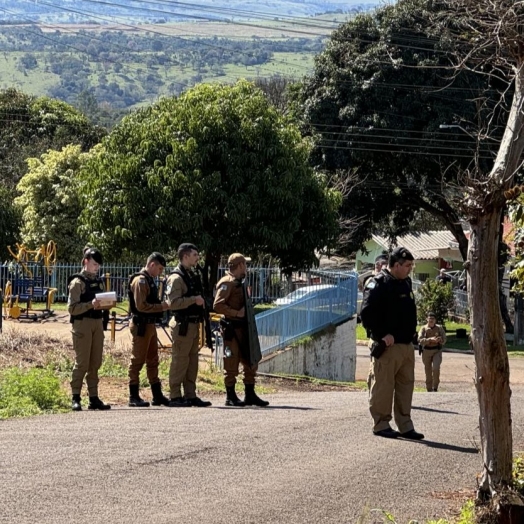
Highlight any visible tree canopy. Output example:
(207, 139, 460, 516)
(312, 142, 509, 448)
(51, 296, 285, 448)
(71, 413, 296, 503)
(292, 0, 504, 258)
(15, 145, 90, 261)
(0, 88, 105, 189)
(0, 186, 20, 262)
(78, 81, 341, 272)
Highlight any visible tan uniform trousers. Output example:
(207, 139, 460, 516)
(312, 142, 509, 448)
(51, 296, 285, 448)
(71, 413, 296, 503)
(223, 327, 257, 388)
(70, 317, 105, 396)
(128, 322, 160, 386)
(169, 321, 201, 399)
(369, 343, 415, 433)
(422, 348, 443, 392)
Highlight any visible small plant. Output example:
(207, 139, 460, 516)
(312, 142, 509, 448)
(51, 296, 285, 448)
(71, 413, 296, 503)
(99, 354, 128, 378)
(512, 454, 524, 494)
(415, 279, 455, 326)
(0, 366, 69, 419)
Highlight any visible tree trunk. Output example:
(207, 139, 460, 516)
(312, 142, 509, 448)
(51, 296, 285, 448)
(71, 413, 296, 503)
(469, 210, 513, 497)
(468, 58, 524, 500)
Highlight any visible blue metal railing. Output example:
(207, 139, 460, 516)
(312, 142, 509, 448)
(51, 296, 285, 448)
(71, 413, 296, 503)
(255, 272, 359, 356)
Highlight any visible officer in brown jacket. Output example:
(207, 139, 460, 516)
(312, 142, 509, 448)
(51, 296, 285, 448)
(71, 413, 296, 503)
(214, 253, 268, 407)
(68, 247, 110, 412)
(127, 252, 170, 407)
(418, 312, 447, 392)
(165, 243, 212, 407)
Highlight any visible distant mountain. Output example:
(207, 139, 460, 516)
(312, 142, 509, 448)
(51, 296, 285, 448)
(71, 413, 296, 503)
(1, 0, 382, 24)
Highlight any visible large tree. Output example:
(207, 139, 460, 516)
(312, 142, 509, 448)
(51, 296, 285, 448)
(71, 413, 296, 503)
(0, 88, 105, 189)
(15, 145, 91, 261)
(78, 81, 340, 284)
(0, 186, 21, 262)
(293, 0, 504, 259)
(433, 1, 524, 516)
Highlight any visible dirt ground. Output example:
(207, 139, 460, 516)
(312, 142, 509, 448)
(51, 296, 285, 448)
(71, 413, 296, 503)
(3, 312, 524, 400)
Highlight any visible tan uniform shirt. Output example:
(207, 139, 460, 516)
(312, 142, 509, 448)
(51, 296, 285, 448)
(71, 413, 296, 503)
(129, 269, 164, 314)
(418, 324, 446, 348)
(165, 271, 198, 311)
(67, 270, 100, 316)
(213, 272, 244, 319)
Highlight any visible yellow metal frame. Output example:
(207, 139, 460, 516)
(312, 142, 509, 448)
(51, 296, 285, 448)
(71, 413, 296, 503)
(3, 241, 58, 321)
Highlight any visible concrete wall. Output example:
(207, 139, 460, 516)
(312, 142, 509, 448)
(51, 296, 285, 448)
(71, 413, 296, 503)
(258, 318, 356, 382)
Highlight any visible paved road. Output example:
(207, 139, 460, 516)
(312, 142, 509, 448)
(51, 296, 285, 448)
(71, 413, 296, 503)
(2, 387, 524, 524)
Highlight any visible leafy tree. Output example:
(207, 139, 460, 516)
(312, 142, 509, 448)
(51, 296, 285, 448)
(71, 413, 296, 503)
(292, 0, 502, 258)
(428, 0, 524, 511)
(0, 186, 21, 261)
(415, 278, 455, 326)
(78, 81, 340, 285)
(15, 145, 91, 261)
(509, 192, 524, 294)
(0, 88, 105, 189)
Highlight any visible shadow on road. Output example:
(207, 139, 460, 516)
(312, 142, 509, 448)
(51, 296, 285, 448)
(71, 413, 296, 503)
(412, 406, 462, 415)
(212, 405, 318, 411)
(403, 439, 479, 454)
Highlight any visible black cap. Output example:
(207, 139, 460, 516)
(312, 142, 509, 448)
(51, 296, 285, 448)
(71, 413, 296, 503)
(427, 311, 436, 318)
(375, 254, 388, 264)
(390, 246, 414, 261)
(177, 243, 198, 252)
(83, 247, 103, 265)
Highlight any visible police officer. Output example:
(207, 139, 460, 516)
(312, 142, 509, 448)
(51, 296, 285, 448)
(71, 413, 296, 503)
(214, 253, 268, 407)
(418, 312, 446, 392)
(360, 247, 424, 440)
(128, 252, 170, 407)
(164, 243, 212, 407)
(68, 247, 110, 412)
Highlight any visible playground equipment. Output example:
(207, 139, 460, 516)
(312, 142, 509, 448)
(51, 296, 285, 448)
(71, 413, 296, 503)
(2, 241, 58, 321)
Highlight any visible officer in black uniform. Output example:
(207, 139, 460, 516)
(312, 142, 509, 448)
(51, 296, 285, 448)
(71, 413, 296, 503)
(67, 247, 111, 411)
(360, 246, 424, 440)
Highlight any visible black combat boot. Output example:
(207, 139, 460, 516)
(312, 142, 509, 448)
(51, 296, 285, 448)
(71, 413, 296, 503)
(187, 396, 212, 408)
(151, 382, 170, 407)
(244, 384, 269, 407)
(88, 396, 111, 410)
(71, 394, 82, 412)
(128, 384, 150, 407)
(225, 386, 245, 407)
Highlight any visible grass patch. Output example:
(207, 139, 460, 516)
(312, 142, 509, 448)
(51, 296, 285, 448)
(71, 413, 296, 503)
(357, 322, 524, 353)
(0, 366, 70, 419)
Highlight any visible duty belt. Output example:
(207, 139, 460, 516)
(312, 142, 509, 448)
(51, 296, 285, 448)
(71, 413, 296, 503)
(175, 315, 202, 324)
(424, 344, 442, 350)
(132, 316, 158, 324)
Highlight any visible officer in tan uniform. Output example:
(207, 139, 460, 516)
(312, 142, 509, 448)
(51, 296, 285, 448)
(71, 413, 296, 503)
(418, 312, 447, 392)
(127, 252, 170, 407)
(165, 243, 211, 408)
(214, 253, 268, 407)
(360, 247, 423, 440)
(68, 247, 110, 412)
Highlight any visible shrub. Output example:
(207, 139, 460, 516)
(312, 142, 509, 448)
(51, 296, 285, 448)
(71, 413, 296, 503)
(415, 279, 455, 326)
(0, 367, 69, 419)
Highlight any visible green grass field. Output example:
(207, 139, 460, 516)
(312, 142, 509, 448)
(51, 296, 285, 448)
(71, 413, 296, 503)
(356, 322, 524, 353)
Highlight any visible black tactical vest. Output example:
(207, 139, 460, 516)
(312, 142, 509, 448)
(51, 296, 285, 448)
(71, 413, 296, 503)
(171, 265, 204, 318)
(128, 270, 163, 320)
(67, 273, 105, 322)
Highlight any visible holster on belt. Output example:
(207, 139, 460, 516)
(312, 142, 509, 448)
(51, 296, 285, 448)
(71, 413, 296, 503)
(133, 315, 146, 337)
(220, 319, 235, 341)
(370, 340, 387, 359)
(177, 318, 189, 337)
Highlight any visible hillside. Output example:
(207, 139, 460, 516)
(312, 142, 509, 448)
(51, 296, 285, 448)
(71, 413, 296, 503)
(1, 1, 381, 23)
